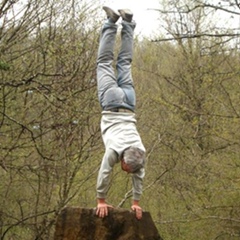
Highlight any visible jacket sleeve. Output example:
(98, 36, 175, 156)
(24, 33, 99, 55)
(96, 148, 118, 199)
(132, 167, 145, 201)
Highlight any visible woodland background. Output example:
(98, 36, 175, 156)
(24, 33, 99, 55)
(0, 0, 240, 239)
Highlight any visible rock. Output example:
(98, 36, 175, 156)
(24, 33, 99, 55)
(54, 207, 163, 240)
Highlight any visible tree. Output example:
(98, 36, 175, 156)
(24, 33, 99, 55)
(0, 0, 102, 238)
(132, 0, 240, 239)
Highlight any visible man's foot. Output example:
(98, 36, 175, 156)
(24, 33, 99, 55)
(118, 9, 133, 22)
(103, 6, 120, 23)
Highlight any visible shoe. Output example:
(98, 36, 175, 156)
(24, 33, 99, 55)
(103, 6, 120, 23)
(118, 9, 133, 22)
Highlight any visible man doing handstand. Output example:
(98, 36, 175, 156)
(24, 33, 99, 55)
(96, 6, 146, 220)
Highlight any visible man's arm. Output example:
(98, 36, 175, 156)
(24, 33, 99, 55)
(96, 149, 118, 218)
(131, 167, 145, 219)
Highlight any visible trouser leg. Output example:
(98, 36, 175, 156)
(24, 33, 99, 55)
(97, 21, 118, 108)
(116, 21, 136, 109)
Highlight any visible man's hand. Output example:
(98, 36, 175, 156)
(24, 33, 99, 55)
(96, 198, 113, 218)
(131, 200, 142, 220)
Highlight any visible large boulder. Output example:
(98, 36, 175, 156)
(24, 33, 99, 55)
(54, 207, 163, 240)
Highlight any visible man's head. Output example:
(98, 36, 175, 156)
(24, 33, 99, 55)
(121, 147, 145, 173)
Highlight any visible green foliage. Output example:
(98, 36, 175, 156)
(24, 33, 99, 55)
(133, 8, 240, 239)
(0, 0, 240, 239)
(0, 0, 102, 239)
(0, 61, 10, 71)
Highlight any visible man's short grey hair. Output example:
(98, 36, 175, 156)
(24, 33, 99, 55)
(123, 147, 145, 173)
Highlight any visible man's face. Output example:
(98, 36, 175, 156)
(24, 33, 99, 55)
(121, 159, 131, 173)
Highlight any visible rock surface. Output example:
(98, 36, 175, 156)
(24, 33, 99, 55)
(54, 207, 163, 240)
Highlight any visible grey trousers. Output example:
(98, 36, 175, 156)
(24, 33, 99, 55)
(97, 20, 136, 111)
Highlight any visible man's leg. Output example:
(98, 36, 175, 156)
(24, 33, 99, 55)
(116, 12, 136, 109)
(97, 16, 118, 109)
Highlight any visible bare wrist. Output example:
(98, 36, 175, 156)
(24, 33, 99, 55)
(132, 200, 139, 205)
(97, 198, 106, 204)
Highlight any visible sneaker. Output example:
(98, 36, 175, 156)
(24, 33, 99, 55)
(118, 9, 133, 22)
(103, 6, 120, 23)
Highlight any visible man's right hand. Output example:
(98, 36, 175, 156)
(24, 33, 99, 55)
(131, 200, 143, 220)
(96, 198, 113, 218)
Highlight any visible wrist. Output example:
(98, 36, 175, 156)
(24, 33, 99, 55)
(132, 200, 139, 206)
(97, 198, 106, 204)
